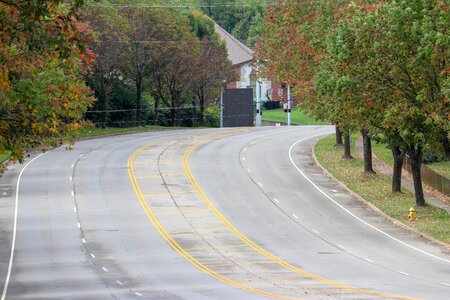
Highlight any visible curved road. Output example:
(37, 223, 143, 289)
(0, 127, 449, 299)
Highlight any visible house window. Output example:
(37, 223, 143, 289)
(278, 88, 283, 96)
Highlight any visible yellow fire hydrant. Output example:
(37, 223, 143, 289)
(408, 207, 415, 222)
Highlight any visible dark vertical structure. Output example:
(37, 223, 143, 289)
(223, 88, 254, 127)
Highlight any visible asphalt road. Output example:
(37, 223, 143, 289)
(0, 127, 449, 299)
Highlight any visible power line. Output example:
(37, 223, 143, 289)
(86, 1, 274, 9)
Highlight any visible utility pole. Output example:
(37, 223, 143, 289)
(287, 85, 291, 126)
(256, 79, 262, 127)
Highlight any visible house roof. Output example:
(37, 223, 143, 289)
(214, 23, 254, 66)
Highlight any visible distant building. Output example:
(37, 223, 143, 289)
(214, 23, 295, 106)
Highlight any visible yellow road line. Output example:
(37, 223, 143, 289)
(182, 140, 416, 300)
(128, 141, 299, 300)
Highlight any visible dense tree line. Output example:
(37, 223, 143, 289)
(1, 0, 236, 163)
(256, 0, 449, 206)
(82, 0, 235, 128)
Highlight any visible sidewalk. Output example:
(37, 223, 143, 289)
(355, 139, 450, 214)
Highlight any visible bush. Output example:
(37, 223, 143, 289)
(263, 101, 281, 110)
(205, 106, 220, 127)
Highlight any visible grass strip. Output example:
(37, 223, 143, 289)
(315, 135, 450, 245)
(0, 152, 11, 165)
(262, 106, 328, 125)
(69, 125, 191, 140)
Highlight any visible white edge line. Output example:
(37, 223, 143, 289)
(292, 214, 299, 220)
(258, 182, 263, 188)
(337, 244, 346, 250)
(82, 238, 87, 244)
(116, 280, 124, 286)
(73, 206, 77, 213)
(247, 169, 252, 173)
(102, 267, 109, 272)
(134, 292, 143, 296)
(288, 137, 450, 264)
(2, 153, 44, 300)
(441, 282, 450, 287)
(398, 271, 409, 276)
(274, 198, 280, 204)
(364, 257, 374, 263)
(90, 253, 96, 258)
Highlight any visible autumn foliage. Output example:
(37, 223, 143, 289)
(0, 0, 94, 163)
(256, 0, 449, 206)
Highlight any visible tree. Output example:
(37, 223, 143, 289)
(0, 0, 94, 163)
(81, 1, 128, 128)
(188, 11, 235, 125)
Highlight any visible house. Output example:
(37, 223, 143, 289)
(214, 23, 296, 106)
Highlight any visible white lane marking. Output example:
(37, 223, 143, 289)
(274, 198, 280, 204)
(69, 176, 73, 181)
(102, 267, 109, 273)
(71, 190, 74, 197)
(364, 257, 374, 263)
(247, 169, 252, 173)
(77, 222, 81, 229)
(242, 157, 246, 161)
(244, 148, 248, 152)
(2, 154, 44, 300)
(313, 229, 320, 235)
(257, 182, 263, 188)
(116, 280, 124, 286)
(90, 253, 96, 258)
(288, 138, 450, 264)
(82, 238, 87, 244)
(134, 292, 143, 297)
(73, 206, 77, 213)
(337, 244, 346, 250)
(331, 189, 338, 193)
(398, 271, 409, 276)
(441, 282, 450, 287)
(251, 141, 255, 145)
(71, 164, 75, 169)
(292, 214, 299, 220)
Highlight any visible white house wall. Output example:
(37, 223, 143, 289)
(238, 63, 272, 102)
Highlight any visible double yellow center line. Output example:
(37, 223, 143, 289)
(128, 136, 415, 300)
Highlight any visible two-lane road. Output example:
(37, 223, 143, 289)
(1, 127, 449, 299)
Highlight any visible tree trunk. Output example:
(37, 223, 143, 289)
(100, 91, 107, 129)
(335, 123, 343, 147)
(153, 97, 159, 126)
(135, 78, 142, 127)
(407, 145, 426, 207)
(191, 99, 197, 127)
(342, 132, 353, 160)
(440, 130, 450, 161)
(391, 146, 404, 193)
(361, 129, 375, 174)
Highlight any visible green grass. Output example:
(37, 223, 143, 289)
(0, 152, 11, 165)
(315, 135, 450, 244)
(426, 162, 450, 179)
(262, 106, 328, 125)
(68, 125, 189, 140)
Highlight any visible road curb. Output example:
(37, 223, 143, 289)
(311, 138, 450, 252)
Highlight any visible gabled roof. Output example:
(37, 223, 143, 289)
(214, 23, 254, 66)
